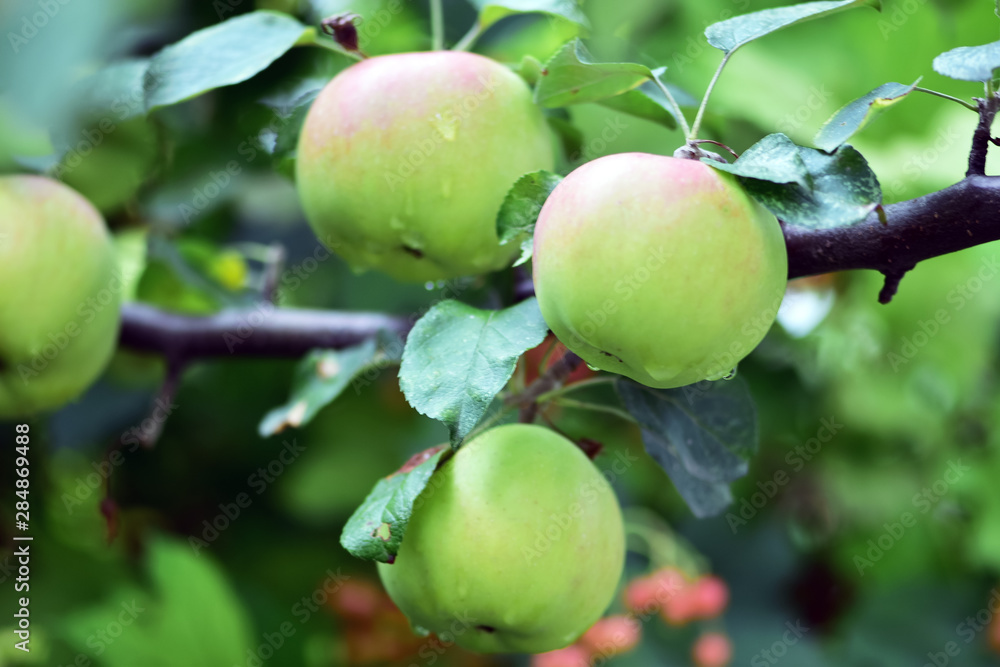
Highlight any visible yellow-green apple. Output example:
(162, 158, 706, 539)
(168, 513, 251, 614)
(533, 153, 787, 388)
(0, 175, 121, 416)
(377, 424, 624, 654)
(296, 51, 554, 282)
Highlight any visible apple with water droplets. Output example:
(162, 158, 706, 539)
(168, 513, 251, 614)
(377, 424, 625, 654)
(533, 152, 787, 388)
(296, 51, 555, 282)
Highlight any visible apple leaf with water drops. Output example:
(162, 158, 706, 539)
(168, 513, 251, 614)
(144, 11, 309, 111)
(340, 446, 449, 563)
(259, 331, 404, 437)
(933, 40, 1000, 82)
(815, 80, 920, 152)
(616, 377, 758, 518)
(535, 39, 654, 108)
(496, 170, 563, 266)
(466, 0, 590, 33)
(706, 133, 882, 230)
(399, 299, 549, 447)
(705, 0, 881, 55)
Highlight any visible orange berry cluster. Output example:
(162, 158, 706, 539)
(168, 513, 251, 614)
(531, 568, 734, 666)
(623, 568, 729, 625)
(531, 615, 641, 667)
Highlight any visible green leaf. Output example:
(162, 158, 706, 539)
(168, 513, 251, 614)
(62, 537, 253, 667)
(933, 40, 1000, 83)
(71, 59, 151, 122)
(399, 299, 549, 446)
(535, 39, 653, 108)
(468, 0, 589, 32)
(596, 78, 681, 129)
(706, 133, 881, 229)
(259, 331, 404, 437)
(815, 80, 920, 152)
(705, 0, 882, 55)
(144, 11, 309, 111)
(496, 170, 563, 267)
(266, 88, 321, 177)
(340, 446, 449, 563)
(615, 378, 758, 518)
(616, 377, 758, 518)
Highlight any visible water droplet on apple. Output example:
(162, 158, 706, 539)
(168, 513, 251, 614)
(412, 624, 432, 637)
(585, 363, 601, 372)
(431, 113, 458, 141)
(722, 367, 738, 380)
(400, 229, 424, 251)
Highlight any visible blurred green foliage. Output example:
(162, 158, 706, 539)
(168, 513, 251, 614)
(2, 0, 1000, 665)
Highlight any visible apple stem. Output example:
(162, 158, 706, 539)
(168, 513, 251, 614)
(452, 23, 481, 52)
(688, 51, 732, 142)
(430, 0, 445, 50)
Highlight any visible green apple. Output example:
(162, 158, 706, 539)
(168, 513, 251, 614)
(533, 153, 787, 388)
(296, 51, 555, 282)
(377, 424, 624, 654)
(0, 175, 122, 417)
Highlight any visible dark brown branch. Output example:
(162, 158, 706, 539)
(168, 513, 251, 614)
(784, 175, 1000, 281)
(119, 302, 411, 360)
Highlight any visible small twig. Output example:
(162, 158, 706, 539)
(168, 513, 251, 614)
(260, 244, 287, 304)
(690, 139, 739, 161)
(508, 351, 584, 414)
(138, 363, 184, 448)
(878, 269, 910, 305)
(967, 95, 1000, 177)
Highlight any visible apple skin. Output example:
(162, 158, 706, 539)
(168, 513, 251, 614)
(296, 51, 555, 283)
(532, 153, 787, 389)
(377, 424, 625, 654)
(0, 176, 121, 417)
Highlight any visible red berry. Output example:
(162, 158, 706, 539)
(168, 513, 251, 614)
(692, 632, 733, 667)
(623, 576, 660, 613)
(660, 587, 698, 626)
(690, 575, 729, 619)
(328, 580, 383, 620)
(579, 615, 641, 657)
(531, 645, 591, 667)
